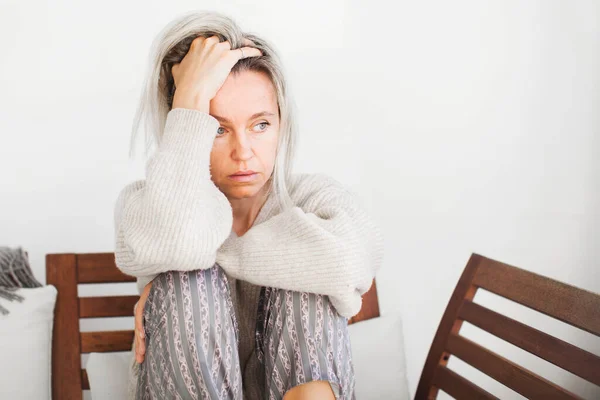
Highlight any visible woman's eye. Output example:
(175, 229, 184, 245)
(216, 122, 269, 136)
(255, 121, 270, 131)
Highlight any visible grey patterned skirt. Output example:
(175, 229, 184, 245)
(136, 265, 355, 400)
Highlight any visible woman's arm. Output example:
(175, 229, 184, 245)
(216, 173, 385, 318)
(113, 108, 233, 289)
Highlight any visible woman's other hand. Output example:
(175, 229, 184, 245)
(134, 281, 153, 364)
(171, 35, 263, 113)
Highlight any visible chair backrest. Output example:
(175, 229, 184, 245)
(414, 253, 600, 400)
(46, 252, 380, 400)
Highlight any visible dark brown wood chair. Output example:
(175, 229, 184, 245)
(46, 252, 381, 400)
(415, 253, 600, 400)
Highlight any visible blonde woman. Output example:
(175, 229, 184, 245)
(114, 10, 384, 400)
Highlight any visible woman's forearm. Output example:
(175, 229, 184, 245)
(216, 173, 385, 318)
(114, 108, 233, 278)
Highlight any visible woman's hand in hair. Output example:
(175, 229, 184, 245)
(171, 35, 262, 113)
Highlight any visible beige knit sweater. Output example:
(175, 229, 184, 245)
(113, 107, 384, 399)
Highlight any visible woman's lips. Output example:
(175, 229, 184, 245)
(229, 173, 258, 182)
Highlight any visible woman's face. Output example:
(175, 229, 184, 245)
(208, 70, 280, 201)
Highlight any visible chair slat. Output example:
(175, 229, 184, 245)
(82, 369, 89, 390)
(459, 300, 600, 386)
(79, 295, 139, 318)
(77, 253, 136, 283)
(473, 260, 600, 336)
(432, 366, 499, 400)
(80, 330, 134, 353)
(447, 333, 581, 399)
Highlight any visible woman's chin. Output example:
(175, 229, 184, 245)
(223, 184, 263, 199)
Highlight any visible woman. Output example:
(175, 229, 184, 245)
(114, 10, 384, 400)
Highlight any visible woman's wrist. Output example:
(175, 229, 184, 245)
(172, 91, 210, 113)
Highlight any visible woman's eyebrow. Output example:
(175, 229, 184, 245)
(212, 111, 276, 123)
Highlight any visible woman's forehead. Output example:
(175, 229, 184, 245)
(211, 70, 278, 120)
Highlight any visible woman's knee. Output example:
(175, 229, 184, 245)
(143, 265, 237, 341)
(265, 288, 351, 358)
(257, 288, 354, 399)
(260, 287, 348, 334)
(139, 265, 243, 398)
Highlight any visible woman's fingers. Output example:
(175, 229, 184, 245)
(234, 37, 261, 59)
(135, 332, 145, 363)
(234, 46, 263, 59)
(134, 301, 144, 338)
(137, 337, 146, 362)
(134, 300, 146, 363)
(134, 335, 142, 364)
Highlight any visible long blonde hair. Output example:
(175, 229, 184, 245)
(129, 10, 297, 211)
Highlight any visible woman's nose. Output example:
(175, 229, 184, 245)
(232, 132, 253, 161)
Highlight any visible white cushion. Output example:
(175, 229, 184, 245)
(86, 314, 410, 399)
(0, 285, 58, 400)
(86, 352, 132, 400)
(348, 314, 410, 399)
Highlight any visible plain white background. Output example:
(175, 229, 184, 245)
(1, 0, 599, 398)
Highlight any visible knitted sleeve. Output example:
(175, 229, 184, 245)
(216, 173, 385, 318)
(113, 108, 233, 293)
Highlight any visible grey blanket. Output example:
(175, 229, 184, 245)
(0, 246, 42, 315)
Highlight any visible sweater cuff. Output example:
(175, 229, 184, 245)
(330, 291, 363, 318)
(216, 230, 243, 277)
(160, 108, 220, 158)
(136, 274, 157, 294)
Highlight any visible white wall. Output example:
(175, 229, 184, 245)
(363, 1, 600, 398)
(1, 1, 599, 399)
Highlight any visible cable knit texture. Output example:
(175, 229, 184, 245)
(113, 107, 384, 399)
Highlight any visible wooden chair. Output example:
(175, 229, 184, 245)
(415, 253, 600, 399)
(46, 252, 381, 400)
